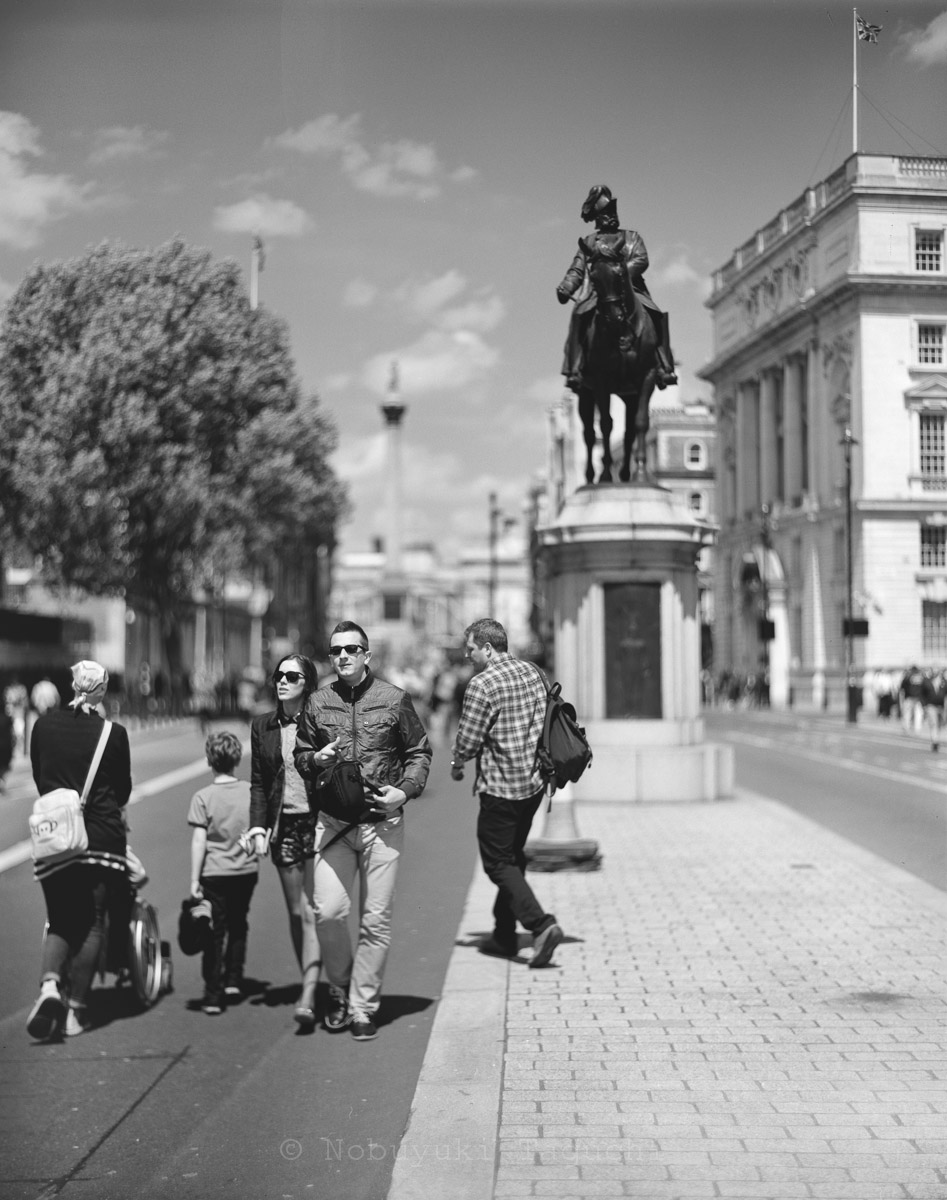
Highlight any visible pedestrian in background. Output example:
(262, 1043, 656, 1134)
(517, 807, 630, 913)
(450, 618, 564, 969)
(27, 661, 132, 1040)
(295, 621, 432, 1041)
(187, 731, 258, 1015)
(0, 706, 15, 794)
(900, 665, 926, 734)
(920, 668, 945, 753)
(245, 655, 321, 1029)
(27, 676, 61, 753)
(5, 678, 28, 759)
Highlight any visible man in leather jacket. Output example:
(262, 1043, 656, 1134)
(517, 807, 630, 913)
(294, 620, 431, 1040)
(557, 184, 677, 390)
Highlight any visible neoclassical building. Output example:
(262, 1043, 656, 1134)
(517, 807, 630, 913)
(645, 396, 717, 667)
(701, 153, 947, 709)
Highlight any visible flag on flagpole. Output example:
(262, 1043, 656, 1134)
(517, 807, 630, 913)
(253, 234, 265, 271)
(856, 13, 882, 43)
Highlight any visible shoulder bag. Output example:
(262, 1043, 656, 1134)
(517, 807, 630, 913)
(29, 720, 112, 866)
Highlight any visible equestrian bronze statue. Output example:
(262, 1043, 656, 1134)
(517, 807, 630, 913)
(557, 184, 677, 484)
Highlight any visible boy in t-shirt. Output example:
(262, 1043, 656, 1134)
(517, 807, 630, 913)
(187, 731, 258, 1014)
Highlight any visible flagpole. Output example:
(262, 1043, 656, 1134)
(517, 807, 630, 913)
(250, 240, 259, 311)
(852, 8, 858, 155)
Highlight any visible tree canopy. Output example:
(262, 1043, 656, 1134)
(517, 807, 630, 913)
(0, 239, 347, 654)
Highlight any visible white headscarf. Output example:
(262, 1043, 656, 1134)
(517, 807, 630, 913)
(69, 660, 109, 713)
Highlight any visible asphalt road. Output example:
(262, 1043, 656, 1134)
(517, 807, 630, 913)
(0, 720, 478, 1200)
(705, 706, 947, 892)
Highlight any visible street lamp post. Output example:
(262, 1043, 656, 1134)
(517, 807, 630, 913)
(488, 491, 500, 614)
(841, 427, 859, 723)
(760, 503, 771, 706)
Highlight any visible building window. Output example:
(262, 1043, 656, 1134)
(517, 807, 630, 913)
(917, 323, 945, 366)
(916, 230, 943, 273)
(921, 524, 947, 568)
(689, 491, 705, 514)
(383, 592, 404, 621)
(920, 413, 946, 488)
(686, 442, 705, 470)
(922, 600, 947, 657)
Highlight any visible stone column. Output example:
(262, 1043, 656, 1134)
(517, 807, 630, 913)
(808, 341, 824, 503)
(736, 380, 760, 519)
(758, 370, 778, 509)
(782, 354, 804, 506)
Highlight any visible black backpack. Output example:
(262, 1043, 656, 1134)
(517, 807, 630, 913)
(533, 670, 593, 793)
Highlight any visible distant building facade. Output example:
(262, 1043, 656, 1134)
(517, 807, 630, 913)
(645, 396, 717, 664)
(701, 153, 947, 709)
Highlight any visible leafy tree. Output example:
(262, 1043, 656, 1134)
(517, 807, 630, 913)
(0, 239, 347, 677)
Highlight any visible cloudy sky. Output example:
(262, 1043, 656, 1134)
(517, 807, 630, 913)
(2, 0, 946, 557)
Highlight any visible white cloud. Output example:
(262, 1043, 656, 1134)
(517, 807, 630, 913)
(901, 11, 947, 66)
(360, 272, 506, 397)
(362, 328, 500, 396)
(272, 113, 362, 155)
(88, 125, 170, 165)
(392, 271, 505, 333)
(651, 249, 711, 297)
(438, 294, 505, 334)
(273, 112, 468, 202)
(212, 193, 312, 237)
(394, 270, 467, 320)
(343, 279, 379, 308)
(0, 111, 95, 248)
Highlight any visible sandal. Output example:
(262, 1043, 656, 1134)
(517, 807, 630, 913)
(293, 1005, 316, 1031)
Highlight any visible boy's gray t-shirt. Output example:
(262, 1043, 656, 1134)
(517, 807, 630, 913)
(187, 779, 258, 877)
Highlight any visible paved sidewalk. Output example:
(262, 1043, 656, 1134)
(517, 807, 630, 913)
(390, 792, 947, 1200)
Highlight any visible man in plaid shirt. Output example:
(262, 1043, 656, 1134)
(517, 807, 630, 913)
(450, 618, 564, 968)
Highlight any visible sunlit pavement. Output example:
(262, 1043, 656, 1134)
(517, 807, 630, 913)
(392, 780, 947, 1200)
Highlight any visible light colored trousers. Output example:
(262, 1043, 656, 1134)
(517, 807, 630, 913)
(312, 815, 403, 1018)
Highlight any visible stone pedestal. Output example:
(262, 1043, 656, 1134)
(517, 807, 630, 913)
(538, 483, 733, 803)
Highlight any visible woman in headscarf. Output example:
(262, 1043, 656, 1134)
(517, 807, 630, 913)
(246, 654, 321, 1029)
(27, 660, 132, 1040)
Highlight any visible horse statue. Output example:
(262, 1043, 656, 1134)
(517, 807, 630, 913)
(557, 185, 676, 485)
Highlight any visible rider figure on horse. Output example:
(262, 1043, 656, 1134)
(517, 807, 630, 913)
(556, 184, 677, 392)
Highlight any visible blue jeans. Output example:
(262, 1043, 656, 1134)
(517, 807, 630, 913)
(477, 790, 555, 949)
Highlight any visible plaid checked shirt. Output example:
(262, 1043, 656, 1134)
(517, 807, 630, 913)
(452, 653, 547, 800)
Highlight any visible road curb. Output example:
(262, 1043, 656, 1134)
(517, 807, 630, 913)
(388, 862, 506, 1200)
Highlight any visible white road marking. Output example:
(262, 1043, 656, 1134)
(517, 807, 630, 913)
(726, 730, 947, 795)
(0, 742, 249, 876)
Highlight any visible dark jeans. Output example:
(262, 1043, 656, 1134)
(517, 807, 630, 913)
(200, 874, 257, 1004)
(477, 790, 555, 949)
(41, 864, 114, 1004)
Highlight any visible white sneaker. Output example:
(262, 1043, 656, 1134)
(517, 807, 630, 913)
(26, 980, 65, 1040)
(64, 1006, 90, 1037)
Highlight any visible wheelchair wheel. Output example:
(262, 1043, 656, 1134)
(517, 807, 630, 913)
(127, 898, 163, 1007)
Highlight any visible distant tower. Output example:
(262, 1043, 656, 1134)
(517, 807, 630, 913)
(381, 361, 406, 576)
(380, 362, 407, 622)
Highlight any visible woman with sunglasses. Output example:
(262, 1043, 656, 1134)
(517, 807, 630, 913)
(247, 655, 321, 1028)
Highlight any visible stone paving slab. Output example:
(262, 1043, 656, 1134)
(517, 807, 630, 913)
(390, 791, 947, 1200)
